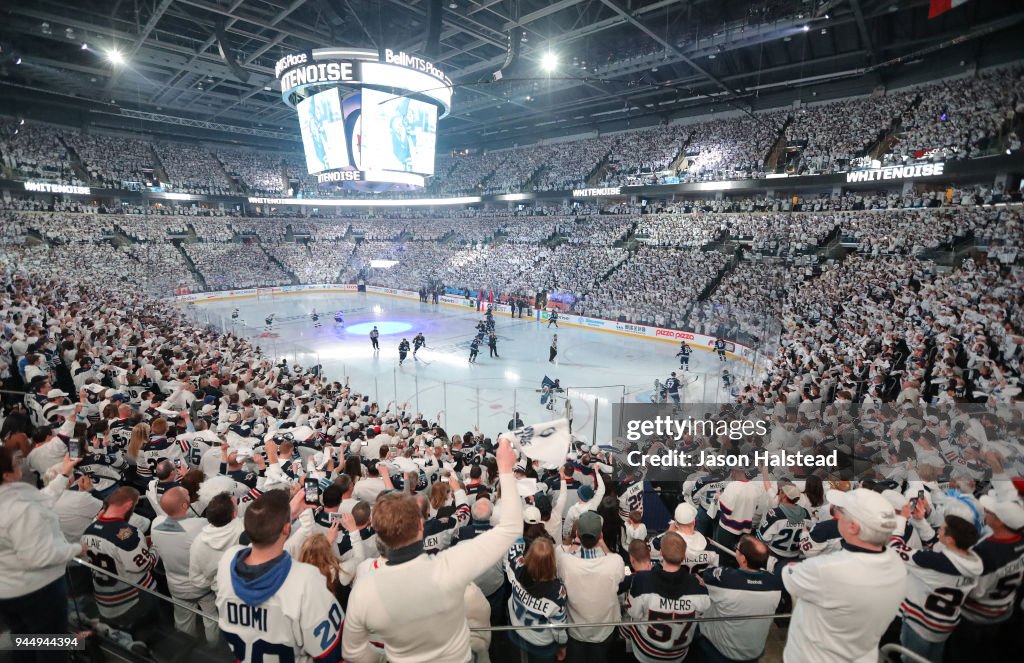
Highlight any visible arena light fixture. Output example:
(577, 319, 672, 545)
(541, 51, 558, 72)
(106, 48, 124, 65)
(802, 25, 810, 32)
(81, 43, 88, 50)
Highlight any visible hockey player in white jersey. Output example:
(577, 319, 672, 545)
(892, 514, 982, 663)
(216, 489, 344, 663)
(620, 532, 710, 663)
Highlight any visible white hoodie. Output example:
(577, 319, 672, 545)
(0, 479, 80, 597)
(187, 518, 245, 593)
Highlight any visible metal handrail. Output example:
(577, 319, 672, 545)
(878, 643, 933, 663)
(70, 557, 213, 620)
(69, 557, 787, 632)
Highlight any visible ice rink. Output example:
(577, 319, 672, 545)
(183, 292, 750, 443)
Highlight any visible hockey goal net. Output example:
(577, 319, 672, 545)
(255, 287, 275, 300)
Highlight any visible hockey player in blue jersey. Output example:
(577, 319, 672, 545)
(412, 332, 426, 358)
(715, 338, 727, 361)
(334, 310, 344, 325)
(676, 341, 691, 370)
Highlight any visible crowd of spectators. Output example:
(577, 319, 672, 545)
(0, 120, 78, 184)
(216, 148, 284, 196)
(886, 65, 1024, 165)
(183, 243, 291, 289)
(787, 92, 913, 173)
(62, 132, 155, 189)
(156, 142, 232, 196)
(579, 247, 730, 328)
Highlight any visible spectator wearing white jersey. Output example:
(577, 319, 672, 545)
(894, 514, 982, 663)
(151, 486, 217, 641)
(342, 436, 521, 663)
(780, 488, 907, 663)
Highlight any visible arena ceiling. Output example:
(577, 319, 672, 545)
(1, 0, 1022, 150)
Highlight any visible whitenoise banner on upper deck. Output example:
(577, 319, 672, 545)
(610, 402, 1024, 484)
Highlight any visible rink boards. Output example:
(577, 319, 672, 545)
(170, 283, 759, 365)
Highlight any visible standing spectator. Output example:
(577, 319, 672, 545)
(895, 514, 982, 663)
(696, 536, 783, 663)
(342, 436, 521, 663)
(948, 495, 1024, 659)
(505, 537, 569, 663)
(0, 448, 83, 663)
(714, 467, 764, 554)
(780, 489, 907, 663)
(81, 487, 160, 626)
(151, 486, 216, 641)
(216, 490, 344, 663)
(621, 532, 709, 663)
(188, 493, 245, 593)
(556, 511, 626, 663)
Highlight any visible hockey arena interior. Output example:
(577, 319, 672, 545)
(1, 0, 1024, 662)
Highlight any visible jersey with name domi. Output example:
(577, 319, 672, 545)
(216, 545, 343, 663)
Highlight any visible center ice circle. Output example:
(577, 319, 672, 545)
(347, 321, 412, 336)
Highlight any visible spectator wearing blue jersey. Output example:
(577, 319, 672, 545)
(506, 537, 568, 663)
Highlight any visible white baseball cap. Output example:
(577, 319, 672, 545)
(827, 488, 897, 534)
(674, 503, 697, 525)
(979, 494, 1024, 530)
(523, 506, 543, 525)
(880, 489, 908, 511)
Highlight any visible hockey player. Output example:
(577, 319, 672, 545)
(216, 491, 344, 663)
(621, 532, 710, 663)
(547, 310, 559, 328)
(468, 338, 480, 364)
(369, 327, 379, 352)
(893, 514, 982, 663)
(398, 339, 410, 366)
(676, 341, 691, 370)
(664, 372, 681, 407)
(334, 310, 344, 326)
(549, 335, 558, 363)
(311, 309, 321, 329)
(231, 308, 239, 320)
(264, 314, 274, 331)
(722, 369, 733, 388)
(487, 333, 499, 358)
(412, 333, 426, 358)
(715, 338, 727, 361)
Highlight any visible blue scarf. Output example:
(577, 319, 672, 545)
(230, 548, 292, 606)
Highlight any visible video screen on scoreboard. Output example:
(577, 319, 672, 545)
(361, 88, 437, 175)
(297, 89, 351, 174)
